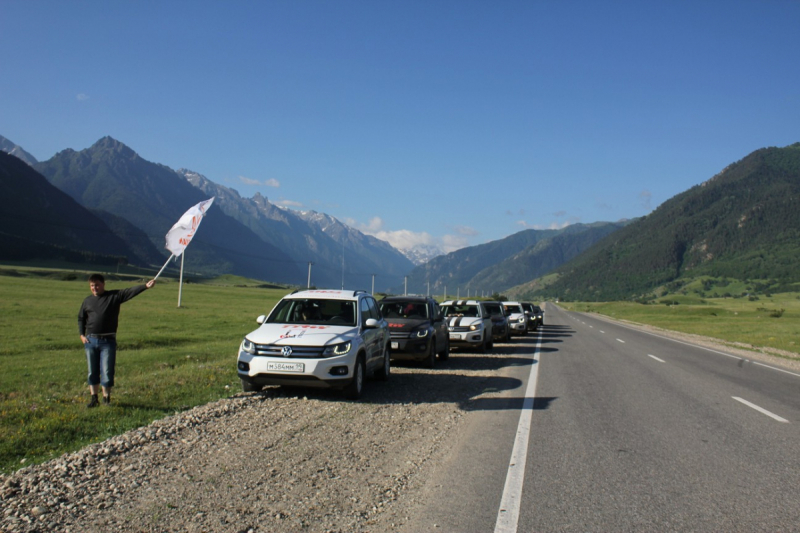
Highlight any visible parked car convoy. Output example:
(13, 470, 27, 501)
(237, 289, 391, 399)
(483, 301, 511, 343)
(502, 301, 528, 336)
(521, 302, 543, 331)
(378, 296, 450, 367)
(441, 300, 493, 352)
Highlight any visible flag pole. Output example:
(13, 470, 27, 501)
(154, 254, 174, 281)
(178, 252, 185, 307)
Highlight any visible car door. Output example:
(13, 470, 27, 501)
(478, 303, 493, 341)
(431, 300, 447, 352)
(360, 296, 383, 371)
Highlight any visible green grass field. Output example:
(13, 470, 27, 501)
(560, 292, 800, 359)
(0, 268, 289, 474)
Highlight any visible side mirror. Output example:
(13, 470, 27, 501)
(256, 315, 267, 324)
(364, 317, 380, 329)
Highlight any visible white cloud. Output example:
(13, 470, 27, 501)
(516, 218, 578, 230)
(239, 176, 281, 188)
(451, 225, 478, 237)
(278, 199, 303, 208)
(347, 217, 473, 254)
(639, 190, 652, 211)
(76, 93, 89, 101)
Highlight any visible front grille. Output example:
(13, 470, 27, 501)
(389, 331, 412, 340)
(252, 344, 326, 358)
(449, 326, 472, 333)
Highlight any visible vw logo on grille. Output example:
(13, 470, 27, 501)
(282, 346, 293, 358)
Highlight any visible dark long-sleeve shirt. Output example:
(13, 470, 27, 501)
(78, 285, 148, 336)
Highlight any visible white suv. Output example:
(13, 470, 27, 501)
(441, 300, 493, 352)
(502, 301, 528, 336)
(237, 289, 390, 399)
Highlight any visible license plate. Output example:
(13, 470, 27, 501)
(449, 334, 460, 341)
(391, 342, 399, 349)
(267, 361, 304, 373)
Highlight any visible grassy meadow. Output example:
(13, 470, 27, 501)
(0, 267, 290, 474)
(559, 291, 800, 359)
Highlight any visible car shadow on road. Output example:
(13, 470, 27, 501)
(244, 325, 570, 410)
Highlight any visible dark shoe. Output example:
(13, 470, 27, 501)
(88, 395, 99, 408)
(102, 395, 111, 405)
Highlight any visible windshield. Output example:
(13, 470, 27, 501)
(267, 298, 357, 327)
(442, 304, 479, 318)
(484, 303, 503, 316)
(504, 304, 523, 315)
(379, 301, 429, 319)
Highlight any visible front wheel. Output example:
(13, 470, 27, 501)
(375, 345, 391, 381)
(438, 337, 450, 361)
(241, 379, 262, 393)
(344, 355, 365, 400)
(423, 339, 436, 368)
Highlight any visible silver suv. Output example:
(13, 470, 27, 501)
(237, 289, 391, 399)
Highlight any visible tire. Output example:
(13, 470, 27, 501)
(344, 355, 365, 400)
(423, 339, 436, 369)
(480, 334, 490, 353)
(241, 379, 262, 393)
(438, 338, 450, 361)
(375, 344, 391, 381)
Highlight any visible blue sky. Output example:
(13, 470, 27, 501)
(2, 0, 798, 253)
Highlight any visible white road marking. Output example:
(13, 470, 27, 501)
(589, 314, 800, 379)
(494, 329, 542, 533)
(599, 330, 605, 334)
(616, 338, 625, 344)
(732, 397, 789, 423)
(648, 354, 666, 363)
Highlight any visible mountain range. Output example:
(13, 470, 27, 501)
(0, 135, 417, 289)
(395, 221, 632, 296)
(510, 143, 800, 301)
(4, 133, 797, 301)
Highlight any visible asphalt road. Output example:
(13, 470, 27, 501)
(402, 304, 800, 532)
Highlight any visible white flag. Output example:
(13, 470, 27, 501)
(164, 197, 215, 257)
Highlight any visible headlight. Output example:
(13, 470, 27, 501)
(413, 328, 430, 338)
(518, 316, 526, 323)
(469, 323, 482, 331)
(323, 341, 352, 357)
(242, 339, 256, 354)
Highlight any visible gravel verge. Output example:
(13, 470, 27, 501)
(1, 347, 510, 533)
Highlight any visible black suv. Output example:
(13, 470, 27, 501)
(378, 296, 450, 367)
(521, 302, 544, 331)
(483, 301, 511, 342)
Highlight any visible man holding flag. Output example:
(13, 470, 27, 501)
(78, 274, 156, 407)
(78, 197, 213, 408)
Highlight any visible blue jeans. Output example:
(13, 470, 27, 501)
(85, 336, 117, 388)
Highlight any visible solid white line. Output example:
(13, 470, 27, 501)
(494, 329, 542, 533)
(732, 397, 789, 423)
(648, 354, 666, 363)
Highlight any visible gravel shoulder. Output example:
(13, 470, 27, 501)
(1, 346, 517, 533)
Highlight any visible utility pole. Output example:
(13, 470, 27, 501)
(404, 276, 408, 296)
(371, 274, 375, 295)
(307, 261, 314, 289)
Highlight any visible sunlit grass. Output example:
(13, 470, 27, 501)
(0, 270, 289, 473)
